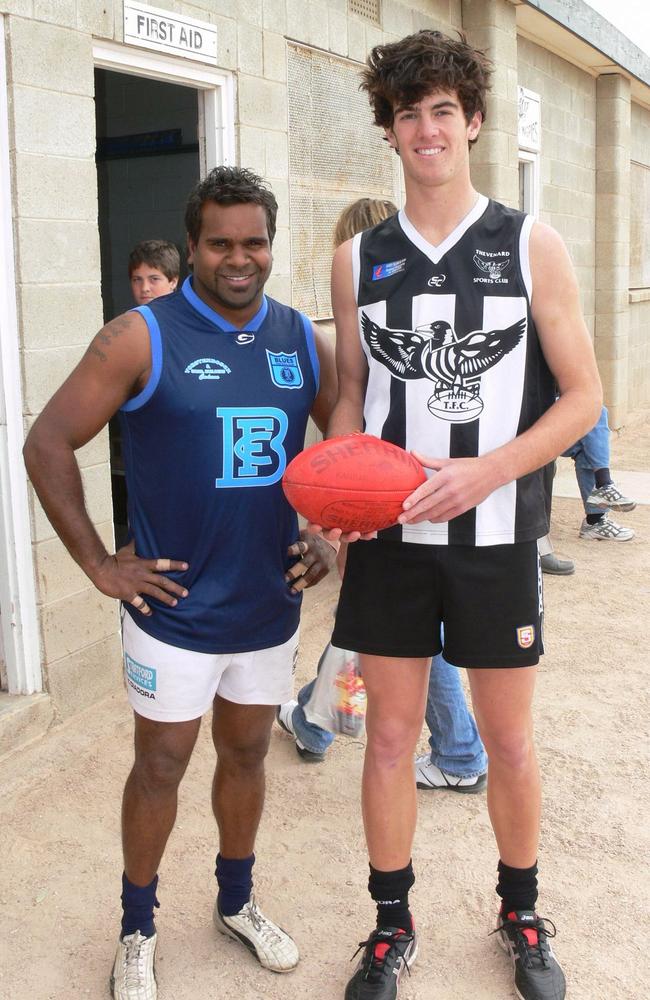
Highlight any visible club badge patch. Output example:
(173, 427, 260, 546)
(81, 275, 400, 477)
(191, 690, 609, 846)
(516, 625, 535, 650)
(266, 350, 304, 389)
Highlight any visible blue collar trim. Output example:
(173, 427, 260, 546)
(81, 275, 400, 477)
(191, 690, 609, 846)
(182, 276, 268, 332)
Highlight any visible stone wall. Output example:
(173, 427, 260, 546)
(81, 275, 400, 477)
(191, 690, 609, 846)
(517, 35, 597, 336)
(629, 101, 650, 410)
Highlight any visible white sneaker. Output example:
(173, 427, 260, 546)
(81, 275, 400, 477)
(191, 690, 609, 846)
(585, 483, 636, 512)
(214, 893, 299, 972)
(110, 931, 157, 999)
(276, 700, 325, 762)
(579, 514, 635, 541)
(414, 753, 487, 793)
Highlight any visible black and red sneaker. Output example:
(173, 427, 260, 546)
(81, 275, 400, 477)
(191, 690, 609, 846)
(494, 910, 566, 1000)
(344, 925, 417, 1000)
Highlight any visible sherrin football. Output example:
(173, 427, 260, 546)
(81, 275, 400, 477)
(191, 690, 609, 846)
(282, 433, 427, 533)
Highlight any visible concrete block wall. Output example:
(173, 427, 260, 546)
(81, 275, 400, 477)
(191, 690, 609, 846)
(629, 102, 650, 410)
(5, 11, 123, 721)
(595, 73, 631, 428)
(463, 0, 519, 207)
(517, 36, 597, 336)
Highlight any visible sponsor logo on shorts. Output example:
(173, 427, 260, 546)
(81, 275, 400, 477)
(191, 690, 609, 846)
(516, 625, 535, 649)
(125, 653, 157, 700)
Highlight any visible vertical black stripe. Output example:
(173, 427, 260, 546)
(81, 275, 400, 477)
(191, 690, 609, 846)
(378, 280, 413, 541)
(447, 269, 481, 545)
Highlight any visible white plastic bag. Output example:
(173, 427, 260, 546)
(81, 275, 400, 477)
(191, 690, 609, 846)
(303, 642, 366, 737)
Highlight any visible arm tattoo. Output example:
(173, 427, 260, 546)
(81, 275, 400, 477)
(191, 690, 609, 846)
(87, 313, 137, 361)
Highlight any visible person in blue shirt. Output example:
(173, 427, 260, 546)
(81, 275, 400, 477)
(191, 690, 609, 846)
(23, 166, 338, 1000)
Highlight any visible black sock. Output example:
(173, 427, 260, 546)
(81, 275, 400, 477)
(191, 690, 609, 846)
(594, 468, 612, 489)
(368, 861, 415, 932)
(121, 872, 159, 939)
(496, 859, 538, 915)
(586, 512, 605, 525)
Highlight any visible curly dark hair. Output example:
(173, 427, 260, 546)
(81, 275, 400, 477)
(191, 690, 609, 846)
(360, 30, 493, 143)
(185, 165, 278, 245)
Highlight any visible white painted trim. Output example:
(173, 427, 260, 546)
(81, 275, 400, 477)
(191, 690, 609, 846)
(0, 15, 42, 695)
(518, 149, 541, 220)
(92, 39, 235, 169)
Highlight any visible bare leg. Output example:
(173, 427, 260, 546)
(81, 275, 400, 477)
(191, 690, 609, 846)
(122, 712, 201, 885)
(467, 666, 540, 868)
(360, 655, 431, 870)
(211, 697, 276, 857)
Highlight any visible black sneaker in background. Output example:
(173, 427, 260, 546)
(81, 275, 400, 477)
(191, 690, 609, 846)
(495, 910, 566, 1000)
(345, 926, 417, 1000)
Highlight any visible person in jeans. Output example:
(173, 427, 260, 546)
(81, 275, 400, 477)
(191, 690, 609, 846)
(277, 197, 487, 791)
(281, 640, 487, 789)
(564, 405, 636, 541)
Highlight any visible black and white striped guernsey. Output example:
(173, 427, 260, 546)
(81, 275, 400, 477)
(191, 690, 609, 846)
(352, 195, 556, 547)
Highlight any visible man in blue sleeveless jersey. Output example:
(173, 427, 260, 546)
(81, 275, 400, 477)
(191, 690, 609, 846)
(320, 32, 602, 1000)
(23, 166, 338, 999)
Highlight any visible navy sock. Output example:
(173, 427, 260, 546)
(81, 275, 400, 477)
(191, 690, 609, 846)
(586, 512, 605, 525)
(121, 872, 159, 939)
(368, 861, 415, 932)
(216, 853, 255, 916)
(496, 859, 538, 915)
(594, 468, 612, 489)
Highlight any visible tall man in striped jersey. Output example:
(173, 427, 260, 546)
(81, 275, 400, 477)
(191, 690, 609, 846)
(324, 31, 602, 1000)
(23, 167, 338, 999)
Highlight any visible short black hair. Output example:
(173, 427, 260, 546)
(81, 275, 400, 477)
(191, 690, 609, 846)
(185, 165, 278, 245)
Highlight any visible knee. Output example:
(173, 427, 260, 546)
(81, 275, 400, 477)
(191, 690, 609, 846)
(215, 734, 270, 772)
(132, 746, 190, 792)
(366, 718, 420, 770)
(482, 729, 533, 773)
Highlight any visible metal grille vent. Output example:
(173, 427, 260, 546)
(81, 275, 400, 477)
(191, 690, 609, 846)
(349, 0, 381, 25)
(288, 44, 395, 316)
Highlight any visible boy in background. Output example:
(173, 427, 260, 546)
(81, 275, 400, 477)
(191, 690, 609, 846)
(128, 239, 180, 305)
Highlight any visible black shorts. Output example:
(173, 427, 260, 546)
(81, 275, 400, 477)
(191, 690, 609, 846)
(332, 539, 543, 668)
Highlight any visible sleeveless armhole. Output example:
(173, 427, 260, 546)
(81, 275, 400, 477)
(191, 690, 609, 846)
(351, 232, 362, 304)
(519, 214, 534, 304)
(120, 305, 163, 412)
(300, 312, 320, 393)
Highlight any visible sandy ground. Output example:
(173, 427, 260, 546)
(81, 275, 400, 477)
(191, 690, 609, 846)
(2, 416, 650, 1000)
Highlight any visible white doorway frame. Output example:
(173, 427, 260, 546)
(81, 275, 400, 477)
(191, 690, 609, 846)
(92, 40, 236, 172)
(0, 14, 42, 695)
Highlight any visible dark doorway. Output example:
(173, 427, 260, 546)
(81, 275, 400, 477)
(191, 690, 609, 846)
(94, 69, 200, 545)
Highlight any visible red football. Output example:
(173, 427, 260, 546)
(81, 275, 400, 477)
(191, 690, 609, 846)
(282, 433, 427, 533)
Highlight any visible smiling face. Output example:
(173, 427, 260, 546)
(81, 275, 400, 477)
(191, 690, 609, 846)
(187, 201, 273, 326)
(385, 89, 482, 193)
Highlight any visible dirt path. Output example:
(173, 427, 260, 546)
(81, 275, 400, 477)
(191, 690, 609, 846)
(1, 417, 649, 1000)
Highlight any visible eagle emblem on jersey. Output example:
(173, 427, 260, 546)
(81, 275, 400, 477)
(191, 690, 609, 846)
(473, 250, 511, 283)
(360, 312, 525, 423)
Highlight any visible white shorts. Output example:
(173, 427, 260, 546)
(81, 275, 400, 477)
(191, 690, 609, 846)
(121, 612, 299, 722)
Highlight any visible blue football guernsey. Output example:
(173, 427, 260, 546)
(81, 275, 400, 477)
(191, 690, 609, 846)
(119, 277, 319, 653)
